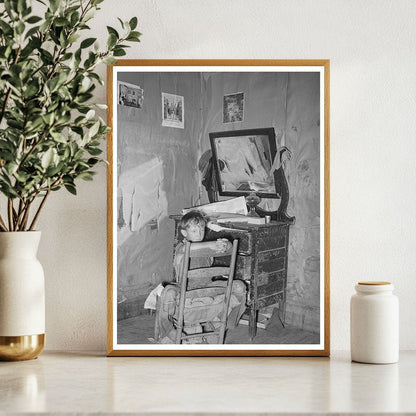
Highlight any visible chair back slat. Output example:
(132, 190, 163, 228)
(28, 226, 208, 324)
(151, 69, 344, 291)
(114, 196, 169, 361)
(187, 266, 230, 279)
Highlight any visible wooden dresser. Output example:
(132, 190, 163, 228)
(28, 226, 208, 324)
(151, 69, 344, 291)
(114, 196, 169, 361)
(170, 216, 290, 339)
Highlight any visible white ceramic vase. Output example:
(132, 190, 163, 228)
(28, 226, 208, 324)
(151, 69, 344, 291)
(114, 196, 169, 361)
(0, 231, 45, 361)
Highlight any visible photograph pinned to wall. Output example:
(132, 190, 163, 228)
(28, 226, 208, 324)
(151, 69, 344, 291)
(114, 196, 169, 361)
(223, 92, 244, 123)
(107, 60, 330, 357)
(162, 92, 184, 128)
(118, 81, 144, 108)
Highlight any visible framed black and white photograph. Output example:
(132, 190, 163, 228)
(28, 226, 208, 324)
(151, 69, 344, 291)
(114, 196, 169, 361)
(223, 92, 244, 123)
(118, 80, 144, 108)
(107, 60, 330, 356)
(162, 92, 184, 129)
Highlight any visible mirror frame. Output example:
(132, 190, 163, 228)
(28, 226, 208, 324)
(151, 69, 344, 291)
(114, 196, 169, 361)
(209, 127, 278, 199)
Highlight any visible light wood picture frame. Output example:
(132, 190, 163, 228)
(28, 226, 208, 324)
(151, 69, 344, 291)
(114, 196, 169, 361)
(107, 60, 330, 356)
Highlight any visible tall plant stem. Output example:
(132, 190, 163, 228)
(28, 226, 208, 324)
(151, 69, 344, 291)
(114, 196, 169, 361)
(29, 190, 50, 231)
(7, 199, 14, 231)
(0, 214, 8, 232)
(14, 199, 23, 230)
(14, 199, 28, 231)
(21, 200, 32, 231)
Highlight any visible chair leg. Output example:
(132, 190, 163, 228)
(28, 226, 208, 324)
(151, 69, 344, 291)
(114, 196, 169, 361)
(218, 239, 239, 344)
(175, 241, 191, 344)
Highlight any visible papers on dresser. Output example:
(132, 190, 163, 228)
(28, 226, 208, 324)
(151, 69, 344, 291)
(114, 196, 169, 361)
(182, 196, 248, 216)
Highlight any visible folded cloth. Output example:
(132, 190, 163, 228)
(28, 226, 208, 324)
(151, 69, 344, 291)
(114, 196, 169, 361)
(144, 283, 164, 310)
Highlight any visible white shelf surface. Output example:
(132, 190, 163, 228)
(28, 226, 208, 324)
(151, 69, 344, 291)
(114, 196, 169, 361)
(0, 350, 415, 414)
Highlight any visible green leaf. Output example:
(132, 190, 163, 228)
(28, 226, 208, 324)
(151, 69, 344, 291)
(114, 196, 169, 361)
(117, 17, 125, 29)
(127, 31, 142, 42)
(42, 112, 55, 125)
(87, 147, 102, 156)
(107, 33, 117, 49)
(49, 0, 60, 13)
(88, 120, 100, 138)
(46, 164, 63, 177)
(16, 21, 25, 35)
(26, 16, 42, 24)
(5, 162, 18, 176)
(80, 37, 96, 49)
(0, 20, 13, 35)
(103, 56, 117, 65)
(68, 33, 80, 44)
(83, 9, 95, 23)
(87, 157, 100, 166)
(23, 83, 39, 98)
(0, 184, 18, 198)
(17, 0, 25, 13)
(70, 11, 80, 26)
(48, 76, 60, 92)
(59, 29, 67, 47)
(129, 17, 138, 30)
(78, 171, 94, 181)
(4, 1, 16, 19)
(64, 183, 77, 195)
(54, 17, 70, 27)
(14, 171, 28, 183)
(85, 109, 95, 120)
(40, 49, 54, 64)
(25, 117, 44, 134)
(75, 93, 93, 103)
(61, 143, 70, 155)
(50, 131, 67, 143)
(25, 25, 40, 39)
(106, 26, 119, 38)
(113, 47, 126, 57)
(41, 148, 54, 169)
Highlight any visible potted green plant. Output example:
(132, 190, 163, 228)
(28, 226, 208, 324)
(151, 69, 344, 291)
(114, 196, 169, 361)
(0, 0, 140, 360)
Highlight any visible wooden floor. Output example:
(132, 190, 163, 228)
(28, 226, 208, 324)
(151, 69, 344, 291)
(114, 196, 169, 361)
(118, 313, 320, 345)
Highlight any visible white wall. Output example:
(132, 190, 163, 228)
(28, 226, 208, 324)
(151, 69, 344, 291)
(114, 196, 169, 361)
(39, 0, 416, 351)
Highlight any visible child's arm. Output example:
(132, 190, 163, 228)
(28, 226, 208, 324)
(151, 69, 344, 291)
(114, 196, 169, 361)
(189, 238, 231, 253)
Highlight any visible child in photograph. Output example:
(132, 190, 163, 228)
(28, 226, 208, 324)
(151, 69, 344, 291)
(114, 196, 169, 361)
(144, 210, 242, 309)
(173, 210, 232, 281)
(151, 210, 247, 343)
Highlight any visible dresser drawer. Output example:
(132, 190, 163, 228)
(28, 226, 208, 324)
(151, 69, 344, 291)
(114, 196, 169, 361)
(255, 292, 284, 309)
(256, 269, 286, 286)
(256, 226, 288, 251)
(257, 248, 286, 273)
(256, 272, 285, 298)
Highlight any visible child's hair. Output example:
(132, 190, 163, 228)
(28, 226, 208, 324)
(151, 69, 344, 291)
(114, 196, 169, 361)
(180, 210, 206, 230)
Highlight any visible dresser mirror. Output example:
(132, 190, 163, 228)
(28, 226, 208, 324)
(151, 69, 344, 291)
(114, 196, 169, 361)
(209, 128, 278, 199)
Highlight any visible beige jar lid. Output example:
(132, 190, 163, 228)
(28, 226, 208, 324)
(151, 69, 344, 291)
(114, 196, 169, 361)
(358, 281, 391, 285)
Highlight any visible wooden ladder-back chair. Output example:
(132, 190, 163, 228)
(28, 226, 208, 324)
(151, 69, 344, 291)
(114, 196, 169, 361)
(175, 239, 239, 344)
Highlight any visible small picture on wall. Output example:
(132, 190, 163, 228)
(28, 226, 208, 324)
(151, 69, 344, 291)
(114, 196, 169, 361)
(118, 81, 144, 108)
(223, 92, 244, 123)
(162, 92, 184, 129)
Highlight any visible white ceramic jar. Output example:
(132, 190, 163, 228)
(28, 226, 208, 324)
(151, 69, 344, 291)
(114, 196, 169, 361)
(350, 281, 399, 364)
